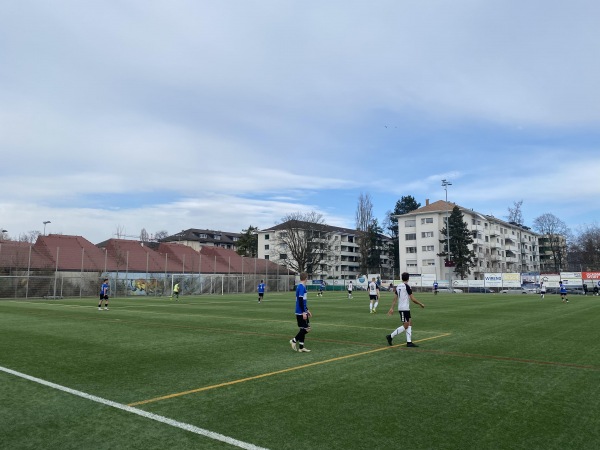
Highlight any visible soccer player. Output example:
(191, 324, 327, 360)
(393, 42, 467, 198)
(559, 281, 569, 303)
(540, 282, 546, 299)
(257, 280, 265, 303)
(318, 280, 325, 297)
(368, 277, 379, 313)
(173, 282, 180, 300)
(347, 280, 353, 299)
(433, 281, 438, 295)
(290, 272, 312, 352)
(98, 278, 110, 311)
(386, 272, 425, 347)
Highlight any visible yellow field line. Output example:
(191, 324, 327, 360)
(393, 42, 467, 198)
(128, 333, 451, 407)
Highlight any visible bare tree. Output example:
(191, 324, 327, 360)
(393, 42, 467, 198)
(355, 193, 374, 274)
(115, 225, 126, 239)
(19, 231, 40, 243)
(140, 228, 150, 242)
(507, 200, 524, 225)
(271, 211, 332, 276)
(568, 223, 600, 271)
(154, 230, 169, 241)
(533, 213, 570, 272)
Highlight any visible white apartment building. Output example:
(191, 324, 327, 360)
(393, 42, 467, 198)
(397, 200, 540, 281)
(257, 222, 391, 279)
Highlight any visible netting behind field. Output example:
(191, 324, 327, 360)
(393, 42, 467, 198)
(0, 272, 294, 299)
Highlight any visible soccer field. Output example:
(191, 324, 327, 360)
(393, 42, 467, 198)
(1, 292, 599, 449)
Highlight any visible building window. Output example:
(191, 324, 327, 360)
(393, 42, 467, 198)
(422, 259, 435, 266)
(421, 231, 434, 238)
(279, 254, 287, 260)
(422, 245, 434, 252)
(264, 244, 269, 250)
(406, 247, 417, 254)
(405, 233, 416, 240)
(421, 218, 433, 224)
(265, 234, 269, 240)
(406, 260, 417, 268)
(405, 220, 416, 227)
(264, 255, 269, 260)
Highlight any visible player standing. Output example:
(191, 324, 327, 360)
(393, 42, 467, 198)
(559, 281, 569, 303)
(540, 282, 546, 299)
(257, 280, 265, 303)
(433, 281, 438, 295)
(386, 272, 425, 347)
(98, 278, 110, 311)
(368, 277, 379, 313)
(318, 280, 325, 297)
(290, 272, 312, 352)
(347, 280, 353, 299)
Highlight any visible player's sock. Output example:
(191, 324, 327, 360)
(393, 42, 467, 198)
(374, 301, 379, 310)
(391, 327, 405, 338)
(406, 326, 412, 342)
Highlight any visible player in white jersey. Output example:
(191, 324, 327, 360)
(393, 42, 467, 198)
(368, 278, 380, 313)
(386, 272, 425, 347)
(347, 281, 353, 299)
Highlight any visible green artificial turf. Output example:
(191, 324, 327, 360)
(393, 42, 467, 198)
(1, 292, 598, 449)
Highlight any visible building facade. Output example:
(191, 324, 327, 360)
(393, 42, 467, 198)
(161, 229, 241, 251)
(397, 200, 540, 281)
(257, 222, 391, 279)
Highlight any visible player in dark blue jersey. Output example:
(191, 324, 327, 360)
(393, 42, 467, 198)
(290, 272, 312, 352)
(98, 278, 110, 311)
(257, 280, 265, 303)
(318, 280, 325, 297)
(559, 281, 569, 303)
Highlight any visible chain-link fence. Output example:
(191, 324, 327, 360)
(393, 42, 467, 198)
(0, 271, 294, 299)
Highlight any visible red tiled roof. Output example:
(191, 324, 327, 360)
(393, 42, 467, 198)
(0, 241, 51, 270)
(1, 234, 292, 275)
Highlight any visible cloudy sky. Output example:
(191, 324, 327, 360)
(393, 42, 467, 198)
(1, 1, 599, 243)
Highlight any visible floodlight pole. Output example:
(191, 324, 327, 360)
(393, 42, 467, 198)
(43, 221, 51, 236)
(442, 179, 452, 290)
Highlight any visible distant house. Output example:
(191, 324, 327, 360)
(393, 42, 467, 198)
(160, 229, 241, 252)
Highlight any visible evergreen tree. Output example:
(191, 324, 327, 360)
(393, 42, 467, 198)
(438, 206, 475, 279)
(384, 195, 421, 277)
(365, 219, 384, 274)
(236, 225, 258, 257)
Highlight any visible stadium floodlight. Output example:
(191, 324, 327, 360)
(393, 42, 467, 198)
(441, 180, 452, 290)
(43, 221, 51, 236)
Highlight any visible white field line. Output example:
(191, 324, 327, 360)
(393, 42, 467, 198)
(0, 365, 269, 450)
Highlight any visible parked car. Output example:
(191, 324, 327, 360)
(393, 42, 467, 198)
(522, 286, 540, 294)
(437, 288, 463, 293)
(499, 288, 530, 294)
(468, 287, 494, 293)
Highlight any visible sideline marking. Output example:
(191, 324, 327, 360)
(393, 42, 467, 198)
(129, 333, 452, 407)
(0, 365, 268, 450)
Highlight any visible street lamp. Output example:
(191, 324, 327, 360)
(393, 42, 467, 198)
(441, 179, 452, 286)
(43, 221, 51, 236)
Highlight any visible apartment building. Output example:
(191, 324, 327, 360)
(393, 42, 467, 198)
(397, 200, 540, 281)
(161, 229, 241, 251)
(257, 221, 391, 278)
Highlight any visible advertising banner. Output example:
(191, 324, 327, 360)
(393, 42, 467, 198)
(560, 272, 582, 286)
(453, 279, 468, 288)
(468, 280, 485, 287)
(502, 273, 521, 287)
(582, 271, 600, 280)
(540, 274, 561, 288)
(484, 273, 502, 287)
